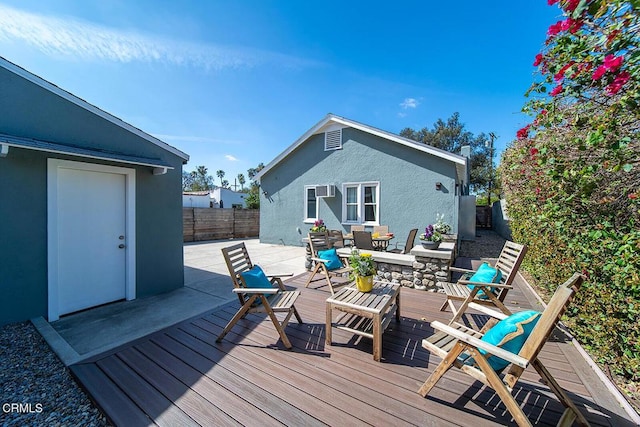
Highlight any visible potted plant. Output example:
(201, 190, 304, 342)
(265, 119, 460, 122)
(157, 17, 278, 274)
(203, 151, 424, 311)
(310, 219, 327, 232)
(419, 224, 442, 250)
(433, 213, 452, 235)
(348, 248, 376, 292)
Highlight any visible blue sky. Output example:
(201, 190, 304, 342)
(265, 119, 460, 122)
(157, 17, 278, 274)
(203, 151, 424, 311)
(0, 1, 560, 189)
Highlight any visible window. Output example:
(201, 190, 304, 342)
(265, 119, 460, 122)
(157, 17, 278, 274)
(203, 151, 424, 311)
(342, 182, 379, 225)
(304, 186, 318, 222)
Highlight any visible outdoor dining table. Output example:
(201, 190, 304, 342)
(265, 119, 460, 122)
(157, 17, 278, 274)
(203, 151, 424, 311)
(343, 233, 394, 250)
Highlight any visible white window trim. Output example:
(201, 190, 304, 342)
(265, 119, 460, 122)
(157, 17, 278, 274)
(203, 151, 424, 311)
(341, 181, 380, 226)
(303, 185, 319, 223)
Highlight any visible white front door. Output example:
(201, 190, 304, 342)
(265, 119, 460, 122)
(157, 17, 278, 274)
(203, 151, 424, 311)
(48, 160, 136, 320)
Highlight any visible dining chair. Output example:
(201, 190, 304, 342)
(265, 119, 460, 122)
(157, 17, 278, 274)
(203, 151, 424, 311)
(328, 229, 345, 249)
(373, 225, 389, 236)
(352, 230, 375, 251)
(350, 225, 365, 233)
(387, 228, 418, 254)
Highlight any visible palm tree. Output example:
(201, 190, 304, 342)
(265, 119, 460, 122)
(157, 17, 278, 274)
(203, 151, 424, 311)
(237, 173, 246, 190)
(216, 170, 225, 187)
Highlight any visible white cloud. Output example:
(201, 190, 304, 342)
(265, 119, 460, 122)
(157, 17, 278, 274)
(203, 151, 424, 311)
(225, 155, 238, 161)
(400, 98, 419, 109)
(0, 4, 318, 70)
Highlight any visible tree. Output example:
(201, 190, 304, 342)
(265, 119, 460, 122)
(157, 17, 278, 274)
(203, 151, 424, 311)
(245, 163, 265, 209)
(400, 112, 495, 197)
(216, 169, 225, 187)
(183, 166, 214, 191)
(237, 173, 246, 190)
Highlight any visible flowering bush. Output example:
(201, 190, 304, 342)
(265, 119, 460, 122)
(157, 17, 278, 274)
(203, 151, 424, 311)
(310, 219, 327, 232)
(502, 0, 639, 401)
(348, 248, 376, 278)
(433, 214, 452, 234)
(419, 225, 442, 243)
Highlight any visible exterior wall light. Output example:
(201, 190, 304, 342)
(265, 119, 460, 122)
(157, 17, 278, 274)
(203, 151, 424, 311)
(435, 182, 442, 191)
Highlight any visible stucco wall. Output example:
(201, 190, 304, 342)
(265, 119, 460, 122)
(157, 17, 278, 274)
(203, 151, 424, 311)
(259, 127, 460, 246)
(0, 66, 185, 324)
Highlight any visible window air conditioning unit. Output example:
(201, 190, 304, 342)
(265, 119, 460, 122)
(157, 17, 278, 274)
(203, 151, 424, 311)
(315, 184, 335, 198)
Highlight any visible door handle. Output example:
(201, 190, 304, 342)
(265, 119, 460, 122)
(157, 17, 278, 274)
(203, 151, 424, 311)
(118, 244, 125, 249)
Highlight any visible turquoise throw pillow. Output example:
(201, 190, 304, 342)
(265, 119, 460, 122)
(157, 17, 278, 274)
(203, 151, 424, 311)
(318, 248, 343, 270)
(467, 262, 502, 298)
(240, 265, 273, 288)
(478, 310, 541, 371)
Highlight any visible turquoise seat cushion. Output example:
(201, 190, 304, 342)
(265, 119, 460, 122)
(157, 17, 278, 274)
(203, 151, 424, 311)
(240, 265, 273, 288)
(478, 310, 541, 371)
(466, 262, 502, 298)
(318, 248, 343, 270)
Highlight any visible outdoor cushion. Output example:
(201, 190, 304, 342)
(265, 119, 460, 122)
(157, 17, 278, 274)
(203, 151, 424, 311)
(318, 248, 343, 270)
(240, 265, 273, 288)
(467, 262, 502, 298)
(478, 310, 541, 371)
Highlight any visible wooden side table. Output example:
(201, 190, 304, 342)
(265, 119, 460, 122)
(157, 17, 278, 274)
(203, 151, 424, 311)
(325, 281, 401, 361)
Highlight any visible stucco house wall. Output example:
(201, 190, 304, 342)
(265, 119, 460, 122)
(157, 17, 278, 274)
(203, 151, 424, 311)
(257, 115, 467, 247)
(0, 58, 189, 324)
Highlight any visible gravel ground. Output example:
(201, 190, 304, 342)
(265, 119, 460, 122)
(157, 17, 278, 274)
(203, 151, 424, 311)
(0, 321, 110, 427)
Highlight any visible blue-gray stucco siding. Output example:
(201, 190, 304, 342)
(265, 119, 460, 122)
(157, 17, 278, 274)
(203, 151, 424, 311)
(259, 127, 460, 246)
(0, 65, 185, 324)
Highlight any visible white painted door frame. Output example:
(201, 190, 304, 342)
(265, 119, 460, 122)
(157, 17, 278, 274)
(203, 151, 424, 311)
(47, 159, 136, 321)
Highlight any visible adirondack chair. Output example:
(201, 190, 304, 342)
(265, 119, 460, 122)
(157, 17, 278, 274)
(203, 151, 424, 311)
(419, 273, 589, 427)
(439, 240, 527, 324)
(217, 242, 302, 349)
(304, 232, 351, 294)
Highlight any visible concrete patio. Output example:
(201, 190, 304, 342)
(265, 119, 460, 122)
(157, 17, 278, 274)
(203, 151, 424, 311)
(35, 238, 307, 366)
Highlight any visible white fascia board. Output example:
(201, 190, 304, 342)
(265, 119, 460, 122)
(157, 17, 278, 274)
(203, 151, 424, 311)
(0, 57, 189, 162)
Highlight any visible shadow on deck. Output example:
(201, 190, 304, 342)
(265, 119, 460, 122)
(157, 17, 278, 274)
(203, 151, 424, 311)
(70, 272, 636, 426)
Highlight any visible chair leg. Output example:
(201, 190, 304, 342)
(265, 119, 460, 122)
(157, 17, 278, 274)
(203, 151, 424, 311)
(439, 298, 450, 312)
(216, 295, 258, 343)
(304, 264, 322, 288)
(418, 341, 465, 397)
(261, 296, 293, 349)
(324, 269, 335, 295)
(472, 350, 533, 427)
(292, 305, 303, 324)
(448, 288, 481, 325)
(532, 359, 590, 427)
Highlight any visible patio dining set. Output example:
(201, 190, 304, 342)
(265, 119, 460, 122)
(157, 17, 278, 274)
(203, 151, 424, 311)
(216, 237, 591, 427)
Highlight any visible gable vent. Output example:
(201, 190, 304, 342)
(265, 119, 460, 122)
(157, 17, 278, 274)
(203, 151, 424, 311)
(324, 129, 342, 151)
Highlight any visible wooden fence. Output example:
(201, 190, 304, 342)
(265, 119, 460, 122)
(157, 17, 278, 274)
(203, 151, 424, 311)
(183, 208, 260, 242)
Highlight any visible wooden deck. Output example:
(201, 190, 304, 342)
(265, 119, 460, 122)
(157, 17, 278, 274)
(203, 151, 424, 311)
(71, 272, 633, 426)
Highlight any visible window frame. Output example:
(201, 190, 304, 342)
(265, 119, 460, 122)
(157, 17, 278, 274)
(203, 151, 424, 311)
(341, 181, 380, 226)
(303, 185, 318, 223)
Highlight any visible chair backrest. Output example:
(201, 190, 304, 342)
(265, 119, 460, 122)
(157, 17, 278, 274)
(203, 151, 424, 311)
(504, 272, 583, 387)
(221, 242, 254, 289)
(373, 225, 389, 235)
(495, 241, 527, 288)
(328, 230, 345, 249)
(308, 231, 331, 257)
(353, 230, 375, 250)
(350, 225, 364, 233)
(403, 228, 419, 254)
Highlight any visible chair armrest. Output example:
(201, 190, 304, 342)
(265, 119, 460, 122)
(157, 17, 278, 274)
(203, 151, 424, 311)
(449, 266, 476, 274)
(310, 257, 330, 264)
(429, 321, 529, 368)
(457, 280, 511, 289)
(266, 272, 294, 278)
(233, 288, 279, 294)
(467, 303, 509, 320)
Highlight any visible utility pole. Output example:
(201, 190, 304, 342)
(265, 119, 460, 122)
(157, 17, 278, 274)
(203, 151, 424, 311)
(486, 132, 496, 207)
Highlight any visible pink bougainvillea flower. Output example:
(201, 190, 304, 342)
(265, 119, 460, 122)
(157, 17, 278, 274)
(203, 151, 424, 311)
(606, 71, 631, 95)
(554, 62, 574, 81)
(561, 18, 582, 33)
(516, 125, 531, 140)
(547, 0, 559, 4)
(550, 84, 564, 96)
(547, 21, 563, 36)
(533, 53, 544, 67)
(592, 65, 607, 80)
(629, 193, 638, 200)
(530, 147, 539, 156)
(564, 0, 580, 12)
(603, 54, 623, 71)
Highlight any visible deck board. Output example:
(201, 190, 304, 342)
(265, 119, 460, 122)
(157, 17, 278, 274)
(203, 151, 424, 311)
(71, 271, 632, 427)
